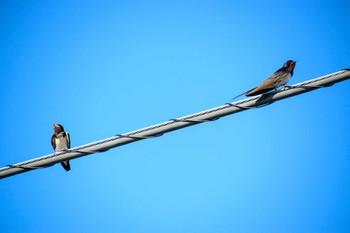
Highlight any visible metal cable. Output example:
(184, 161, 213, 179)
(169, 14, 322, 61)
(1, 68, 349, 179)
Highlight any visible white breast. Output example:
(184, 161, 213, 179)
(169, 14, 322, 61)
(279, 73, 291, 86)
(55, 135, 68, 152)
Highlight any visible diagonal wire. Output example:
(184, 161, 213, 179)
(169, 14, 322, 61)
(0, 68, 349, 179)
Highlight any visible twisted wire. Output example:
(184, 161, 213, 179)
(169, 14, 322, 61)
(1, 69, 349, 176)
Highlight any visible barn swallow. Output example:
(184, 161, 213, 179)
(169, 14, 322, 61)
(51, 124, 71, 171)
(232, 60, 296, 99)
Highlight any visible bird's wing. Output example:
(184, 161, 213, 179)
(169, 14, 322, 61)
(257, 75, 278, 89)
(51, 134, 56, 150)
(65, 132, 71, 149)
(246, 76, 277, 96)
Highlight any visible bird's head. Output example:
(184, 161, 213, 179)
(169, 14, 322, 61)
(284, 60, 296, 70)
(53, 124, 64, 133)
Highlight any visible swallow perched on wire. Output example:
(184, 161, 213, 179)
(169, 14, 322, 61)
(232, 60, 296, 99)
(51, 124, 71, 171)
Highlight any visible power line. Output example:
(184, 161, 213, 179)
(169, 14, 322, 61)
(1, 69, 349, 179)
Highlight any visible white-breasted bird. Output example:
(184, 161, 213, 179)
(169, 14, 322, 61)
(51, 124, 71, 171)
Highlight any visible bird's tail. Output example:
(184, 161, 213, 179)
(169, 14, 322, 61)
(230, 91, 248, 101)
(61, 161, 71, 172)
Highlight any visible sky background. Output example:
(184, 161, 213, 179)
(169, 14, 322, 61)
(1, 1, 350, 232)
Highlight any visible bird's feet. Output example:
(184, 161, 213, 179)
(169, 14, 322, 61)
(282, 85, 292, 91)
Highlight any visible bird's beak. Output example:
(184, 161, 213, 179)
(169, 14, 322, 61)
(290, 60, 296, 68)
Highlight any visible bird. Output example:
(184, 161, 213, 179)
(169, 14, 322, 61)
(51, 124, 71, 171)
(232, 60, 296, 99)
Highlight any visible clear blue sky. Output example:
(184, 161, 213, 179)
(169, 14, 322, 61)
(1, 1, 349, 232)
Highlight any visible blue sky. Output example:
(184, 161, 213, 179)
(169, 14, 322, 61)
(1, 1, 349, 232)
